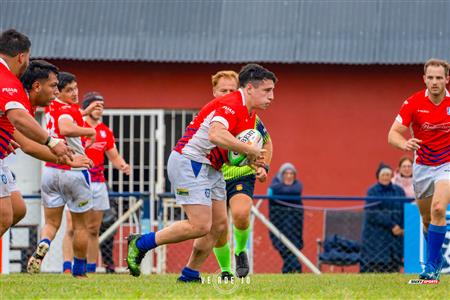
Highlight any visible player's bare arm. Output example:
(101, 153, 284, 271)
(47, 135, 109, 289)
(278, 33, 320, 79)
(388, 121, 422, 151)
(13, 130, 92, 168)
(59, 118, 96, 147)
(208, 121, 265, 165)
(106, 147, 131, 175)
(7, 108, 74, 159)
(8, 108, 55, 145)
(5, 139, 20, 155)
(255, 138, 273, 182)
(80, 100, 104, 116)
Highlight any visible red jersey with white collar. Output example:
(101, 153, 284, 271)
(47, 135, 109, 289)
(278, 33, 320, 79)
(84, 122, 115, 182)
(395, 89, 450, 166)
(174, 89, 256, 170)
(44, 99, 86, 170)
(0, 58, 34, 160)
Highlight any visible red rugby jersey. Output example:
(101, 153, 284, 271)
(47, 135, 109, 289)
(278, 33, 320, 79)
(395, 89, 450, 166)
(44, 100, 86, 170)
(84, 122, 115, 182)
(174, 89, 256, 170)
(0, 58, 34, 160)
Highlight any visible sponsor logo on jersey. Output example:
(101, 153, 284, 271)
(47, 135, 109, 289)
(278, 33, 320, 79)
(222, 106, 235, 115)
(420, 122, 450, 133)
(176, 188, 189, 196)
(1, 87, 18, 96)
(78, 200, 89, 207)
(447, 107, 450, 115)
(90, 141, 107, 151)
(417, 109, 429, 113)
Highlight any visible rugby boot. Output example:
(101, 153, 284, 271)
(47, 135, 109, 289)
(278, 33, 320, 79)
(235, 251, 249, 278)
(27, 241, 50, 274)
(126, 234, 146, 277)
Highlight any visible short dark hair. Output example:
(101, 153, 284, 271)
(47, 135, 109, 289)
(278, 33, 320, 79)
(0, 29, 31, 57)
(57, 72, 77, 91)
(20, 60, 59, 91)
(238, 64, 277, 88)
(82, 91, 104, 109)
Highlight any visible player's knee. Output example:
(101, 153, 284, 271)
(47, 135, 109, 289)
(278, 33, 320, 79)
(12, 206, 26, 226)
(431, 203, 446, 220)
(210, 222, 227, 238)
(232, 206, 250, 223)
(192, 222, 211, 237)
(234, 215, 250, 229)
(86, 224, 100, 237)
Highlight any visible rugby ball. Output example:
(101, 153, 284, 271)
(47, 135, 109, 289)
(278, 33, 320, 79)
(228, 129, 263, 166)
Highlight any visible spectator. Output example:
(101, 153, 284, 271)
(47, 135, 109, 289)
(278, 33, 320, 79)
(360, 163, 408, 273)
(268, 163, 304, 273)
(392, 156, 414, 198)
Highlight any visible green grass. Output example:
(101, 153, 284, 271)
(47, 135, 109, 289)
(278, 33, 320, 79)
(1, 273, 449, 299)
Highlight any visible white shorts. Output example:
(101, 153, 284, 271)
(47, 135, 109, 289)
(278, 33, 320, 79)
(0, 163, 19, 198)
(91, 182, 110, 211)
(413, 162, 450, 199)
(167, 151, 226, 206)
(41, 167, 93, 213)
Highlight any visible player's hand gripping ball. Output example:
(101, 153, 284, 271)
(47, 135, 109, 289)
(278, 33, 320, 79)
(228, 129, 263, 166)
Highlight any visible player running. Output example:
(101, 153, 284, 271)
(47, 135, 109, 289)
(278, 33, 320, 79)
(210, 70, 272, 279)
(126, 64, 276, 281)
(388, 58, 450, 281)
(27, 72, 96, 277)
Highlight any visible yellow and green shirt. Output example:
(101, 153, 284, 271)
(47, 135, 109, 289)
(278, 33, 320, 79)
(222, 115, 270, 181)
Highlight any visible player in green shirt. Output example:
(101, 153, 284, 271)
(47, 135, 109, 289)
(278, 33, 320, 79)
(210, 70, 273, 278)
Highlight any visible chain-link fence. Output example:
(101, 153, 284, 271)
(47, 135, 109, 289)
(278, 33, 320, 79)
(4, 193, 449, 275)
(7, 193, 145, 273)
(153, 194, 450, 275)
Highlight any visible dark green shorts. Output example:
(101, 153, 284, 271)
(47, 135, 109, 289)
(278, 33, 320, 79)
(225, 174, 256, 201)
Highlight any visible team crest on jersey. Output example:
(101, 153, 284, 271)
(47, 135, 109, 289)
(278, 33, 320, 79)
(2, 87, 18, 96)
(1, 175, 7, 184)
(236, 184, 243, 191)
(100, 130, 107, 138)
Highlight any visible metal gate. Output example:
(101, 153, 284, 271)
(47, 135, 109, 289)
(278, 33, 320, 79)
(102, 109, 197, 273)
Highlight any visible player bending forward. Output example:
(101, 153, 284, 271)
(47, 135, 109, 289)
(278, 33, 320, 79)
(126, 64, 276, 282)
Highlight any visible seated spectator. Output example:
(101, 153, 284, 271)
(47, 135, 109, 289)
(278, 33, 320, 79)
(360, 163, 408, 273)
(392, 156, 414, 198)
(268, 163, 304, 273)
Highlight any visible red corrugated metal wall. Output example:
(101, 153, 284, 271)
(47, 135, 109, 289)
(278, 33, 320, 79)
(51, 60, 423, 196)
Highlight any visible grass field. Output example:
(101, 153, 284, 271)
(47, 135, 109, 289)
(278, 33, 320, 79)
(1, 273, 449, 299)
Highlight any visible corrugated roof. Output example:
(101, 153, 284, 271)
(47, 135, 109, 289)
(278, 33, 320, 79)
(1, 0, 449, 64)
